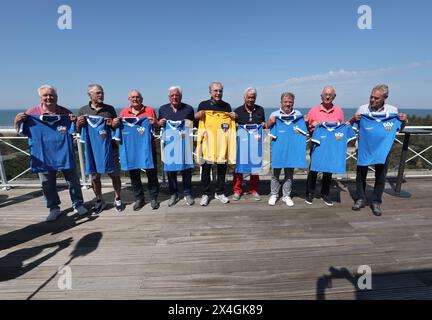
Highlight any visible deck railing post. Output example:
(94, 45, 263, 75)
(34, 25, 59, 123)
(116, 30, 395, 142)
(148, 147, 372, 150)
(76, 135, 87, 188)
(0, 148, 9, 190)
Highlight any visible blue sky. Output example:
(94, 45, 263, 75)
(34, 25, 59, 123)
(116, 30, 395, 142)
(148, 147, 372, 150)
(1, 0, 431, 110)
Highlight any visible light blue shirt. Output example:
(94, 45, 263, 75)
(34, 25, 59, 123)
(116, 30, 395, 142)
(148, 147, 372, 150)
(356, 103, 398, 115)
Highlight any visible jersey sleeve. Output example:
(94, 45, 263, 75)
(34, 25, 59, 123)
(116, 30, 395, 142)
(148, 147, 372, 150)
(19, 119, 29, 137)
(160, 127, 166, 144)
(113, 122, 122, 142)
(394, 117, 402, 132)
(258, 125, 264, 139)
(352, 120, 360, 132)
(228, 119, 237, 164)
(310, 127, 321, 145)
(346, 125, 357, 142)
(269, 120, 278, 139)
(79, 125, 87, 143)
(69, 120, 76, 136)
(295, 118, 308, 136)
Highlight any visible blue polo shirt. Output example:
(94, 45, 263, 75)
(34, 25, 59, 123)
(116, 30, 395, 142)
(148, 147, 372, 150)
(158, 103, 194, 121)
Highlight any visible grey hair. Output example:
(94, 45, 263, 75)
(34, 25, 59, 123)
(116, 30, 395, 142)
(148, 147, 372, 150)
(243, 87, 257, 98)
(321, 85, 336, 95)
(209, 81, 223, 91)
(87, 84, 104, 94)
(168, 86, 182, 96)
(128, 89, 142, 98)
(37, 85, 57, 96)
(372, 84, 389, 98)
(280, 92, 295, 101)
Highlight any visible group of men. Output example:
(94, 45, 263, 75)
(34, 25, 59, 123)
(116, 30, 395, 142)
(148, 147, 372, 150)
(14, 82, 407, 222)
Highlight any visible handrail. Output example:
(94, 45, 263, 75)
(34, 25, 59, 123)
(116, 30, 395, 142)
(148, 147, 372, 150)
(1, 126, 432, 189)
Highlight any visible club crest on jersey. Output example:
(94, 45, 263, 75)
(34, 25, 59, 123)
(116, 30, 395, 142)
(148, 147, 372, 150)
(335, 132, 344, 141)
(221, 123, 230, 132)
(99, 129, 107, 139)
(57, 126, 67, 135)
(137, 127, 145, 136)
(383, 122, 393, 131)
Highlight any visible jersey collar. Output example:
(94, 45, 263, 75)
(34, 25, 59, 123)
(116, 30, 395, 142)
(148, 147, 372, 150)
(86, 115, 105, 128)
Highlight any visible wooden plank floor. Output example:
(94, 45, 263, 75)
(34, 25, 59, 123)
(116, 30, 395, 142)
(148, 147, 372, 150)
(1, 177, 432, 300)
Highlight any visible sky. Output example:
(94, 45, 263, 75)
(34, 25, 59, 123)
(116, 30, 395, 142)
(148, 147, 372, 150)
(0, 0, 431, 110)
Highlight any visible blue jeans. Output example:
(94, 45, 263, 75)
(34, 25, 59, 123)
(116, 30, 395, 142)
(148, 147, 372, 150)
(38, 169, 84, 209)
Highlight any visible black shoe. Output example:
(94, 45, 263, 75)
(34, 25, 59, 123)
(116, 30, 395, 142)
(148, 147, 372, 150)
(321, 195, 333, 206)
(371, 203, 382, 216)
(150, 198, 160, 210)
(133, 198, 145, 211)
(168, 194, 179, 207)
(352, 199, 366, 211)
(305, 194, 313, 205)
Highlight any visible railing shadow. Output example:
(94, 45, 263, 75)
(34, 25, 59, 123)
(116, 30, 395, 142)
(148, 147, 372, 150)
(0, 189, 44, 209)
(27, 232, 103, 300)
(0, 212, 99, 251)
(0, 237, 73, 282)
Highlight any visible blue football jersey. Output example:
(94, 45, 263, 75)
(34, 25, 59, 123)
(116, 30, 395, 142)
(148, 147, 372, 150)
(160, 120, 194, 172)
(114, 117, 154, 170)
(354, 113, 401, 165)
(269, 115, 308, 169)
(79, 115, 115, 175)
(20, 115, 76, 173)
(235, 124, 263, 174)
(310, 122, 356, 174)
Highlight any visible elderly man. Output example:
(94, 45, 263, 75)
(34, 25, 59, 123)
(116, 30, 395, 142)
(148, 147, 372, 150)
(352, 84, 408, 216)
(159, 86, 195, 207)
(305, 86, 344, 206)
(77, 84, 124, 213)
(14, 85, 87, 222)
(267, 92, 304, 207)
(195, 81, 237, 206)
(118, 89, 160, 210)
(232, 87, 266, 201)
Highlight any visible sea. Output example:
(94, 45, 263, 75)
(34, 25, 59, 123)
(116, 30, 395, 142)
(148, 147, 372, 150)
(1, 107, 431, 129)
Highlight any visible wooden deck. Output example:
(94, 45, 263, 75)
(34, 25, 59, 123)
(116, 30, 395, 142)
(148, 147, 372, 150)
(1, 176, 432, 300)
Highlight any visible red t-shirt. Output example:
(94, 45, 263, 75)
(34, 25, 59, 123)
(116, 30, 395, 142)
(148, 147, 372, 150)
(119, 105, 158, 149)
(119, 105, 158, 124)
(307, 104, 344, 133)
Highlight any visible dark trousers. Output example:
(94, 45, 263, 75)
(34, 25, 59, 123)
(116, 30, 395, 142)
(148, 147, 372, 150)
(306, 171, 333, 196)
(201, 163, 227, 196)
(129, 150, 159, 201)
(167, 168, 192, 196)
(355, 156, 390, 204)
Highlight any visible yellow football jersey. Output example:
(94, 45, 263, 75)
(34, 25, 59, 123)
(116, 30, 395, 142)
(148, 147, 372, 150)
(196, 111, 236, 164)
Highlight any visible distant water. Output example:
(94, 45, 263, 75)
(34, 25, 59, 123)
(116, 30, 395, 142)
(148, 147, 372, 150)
(1, 107, 431, 129)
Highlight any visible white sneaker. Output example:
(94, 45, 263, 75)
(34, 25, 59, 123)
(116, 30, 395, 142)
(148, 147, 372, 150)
(215, 193, 229, 204)
(74, 205, 88, 216)
(232, 193, 241, 201)
(268, 195, 278, 206)
(46, 207, 61, 222)
(114, 199, 125, 212)
(200, 195, 210, 206)
(285, 196, 294, 207)
(250, 192, 261, 201)
(281, 196, 287, 202)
